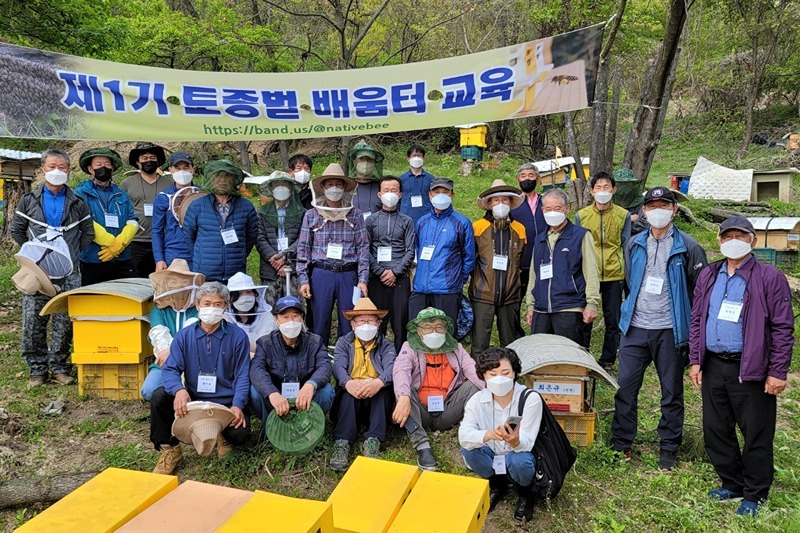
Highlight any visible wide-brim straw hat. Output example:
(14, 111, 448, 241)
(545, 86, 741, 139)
(149, 259, 205, 294)
(311, 163, 357, 197)
(477, 179, 524, 211)
(343, 297, 388, 320)
(172, 401, 235, 456)
(12, 254, 58, 297)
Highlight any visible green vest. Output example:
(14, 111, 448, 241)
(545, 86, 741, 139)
(577, 203, 627, 281)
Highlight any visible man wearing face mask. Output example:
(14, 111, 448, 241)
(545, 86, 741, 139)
(74, 148, 140, 285)
(524, 188, 600, 348)
(287, 154, 314, 210)
(120, 142, 173, 277)
(348, 139, 384, 218)
(399, 144, 436, 223)
(249, 295, 335, 432)
(330, 298, 397, 471)
(11, 149, 94, 387)
(152, 151, 197, 272)
(469, 180, 527, 357)
(366, 176, 416, 353)
(688, 217, 793, 517)
(576, 172, 632, 369)
(151, 282, 251, 474)
(392, 307, 484, 471)
(410, 177, 476, 325)
(611, 186, 707, 472)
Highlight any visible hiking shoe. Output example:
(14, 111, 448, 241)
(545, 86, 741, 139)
(28, 375, 47, 388)
(488, 476, 508, 512)
(52, 373, 75, 385)
(362, 437, 380, 459)
(659, 450, 678, 472)
(601, 362, 614, 372)
(153, 445, 183, 475)
(708, 488, 744, 501)
(217, 434, 232, 458)
(736, 499, 760, 517)
(330, 439, 350, 472)
(513, 487, 535, 523)
(416, 448, 438, 471)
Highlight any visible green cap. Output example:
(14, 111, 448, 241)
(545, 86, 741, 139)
(406, 307, 458, 354)
(79, 148, 124, 174)
(201, 159, 244, 195)
(266, 399, 325, 456)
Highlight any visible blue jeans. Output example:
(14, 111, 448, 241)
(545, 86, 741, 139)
(461, 446, 535, 488)
(140, 364, 163, 401)
(250, 383, 335, 426)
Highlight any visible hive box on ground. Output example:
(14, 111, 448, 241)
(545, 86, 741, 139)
(117, 480, 254, 532)
(16, 468, 177, 533)
(217, 490, 334, 532)
(525, 363, 588, 413)
(387, 471, 489, 533)
(77, 358, 153, 400)
(327, 457, 420, 533)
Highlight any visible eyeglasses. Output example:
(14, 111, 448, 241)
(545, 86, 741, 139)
(417, 323, 447, 334)
(352, 317, 380, 326)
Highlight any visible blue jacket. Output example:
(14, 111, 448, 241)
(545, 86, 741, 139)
(152, 185, 193, 265)
(250, 330, 332, 398)
(413, 205, 475, 294)
(510, 194, 546, 268)
(398, 169, 435, 223)
(74, 179, 138, 264)
(532, 221, 587, 312)
(620, 227, 707, 347)
(183, 195, 259, 282)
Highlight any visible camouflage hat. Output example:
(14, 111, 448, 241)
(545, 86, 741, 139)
(265, 399, 325, 456)
(406, 307, 458, 354)
(259, 170, 300, 197)
(79, 148, 124, 174)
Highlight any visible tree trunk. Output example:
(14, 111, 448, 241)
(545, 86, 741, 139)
(1, 179, 31, 242)
(605, 62, 623, 168)
(528, 116, 548, 159)
(236, 141, 251, 174)
(589, 60, 611, 176)
(278, 140, 289, 170)
(564, 111, 588, 208)
(0, 471, 98, 510)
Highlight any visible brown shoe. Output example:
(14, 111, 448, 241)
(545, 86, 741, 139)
(51, 373, 75, 385)
(28, 375, 47, 388)
(217, 434, 232, 458)
(153, 445, 183, 475)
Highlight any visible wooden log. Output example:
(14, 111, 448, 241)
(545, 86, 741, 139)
(706, 207, 769, 223)
(0, 471, 98, 510)
(677, 204, 716, 231)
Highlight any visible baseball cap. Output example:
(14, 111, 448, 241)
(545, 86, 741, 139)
(430, 177, 454, 191)
(719, 216, 755, 235)
(170, 151, 193, 166)
(643, 186, 676, 205)
(273, 295, 304, 315)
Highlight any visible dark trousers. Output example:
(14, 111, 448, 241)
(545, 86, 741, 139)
(471, 301, 520, 357)
(310, 268, 357, 347)
(514, 268, 531, 338)
(80, 259, 137, 286)
(368, 275, 411, 353)
(611, 326, 684, 453)
(531, 311, 588, 348)
(702, 353, 776, 502)
(129, 241, 156, 277)
(408, 292, 459, 327)
(149, 387, 250, 451)
(332, 385, 393, 443)
(598, 280, 624, 365)
(406, 381, 480, 450)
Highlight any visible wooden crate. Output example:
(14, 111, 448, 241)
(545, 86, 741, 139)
(77, 358, 152, 400)
(525, 374, 587, 413)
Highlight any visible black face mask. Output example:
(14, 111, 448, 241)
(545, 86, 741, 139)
(140, 161, 159, 175)
(93, 167, 113, 182)
(519, 179, 537, 193)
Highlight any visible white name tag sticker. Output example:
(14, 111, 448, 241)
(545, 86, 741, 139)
(377, 246, 392, 262)
(326, 243, 343, 260)
(277, 237, 289, 251)
(644, 276, 664, 295)
(427, 395, 444, 412)
(493, 255, 508, 271)
(492, 454, 507, 475)
(420, 245, 435, 261)
(411, 195, 423, 208)
(221, 228, 239, 245)
(143, 203, 154, 217)
(281, 382, 300, 399)
(540, 263, 553, 280)
(105, 214, 119, 228)
(197, 373, 217, 393)
(363, 212, 371, 221)
(718, 300, 743, 322)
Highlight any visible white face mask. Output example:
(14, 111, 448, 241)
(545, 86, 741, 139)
(172, 170, 193, 186)
(293, 170, 311, 184)
(422, 332, 446, 350)
(492, 204, 510, 219)
(198, 306, 224, 325)
(720, 237, 753, 260)
(486, 375, 514, 396)
(354, 324, 379, 342)
(279, 320, 303, 339)
(646, 208, 673, 229)
(594, 191, 613, 204)
(431, 193, 452, 210)
(356, 161, 375, 176)
(380, 192, 399, 208)
(409, 157, 424, 169)
(232, 295, 256, 312)
(272, 186, 291, 201)
(44, 169, 68, 186)
(324, 186, 344, 201)
(544, 211, 566, 227)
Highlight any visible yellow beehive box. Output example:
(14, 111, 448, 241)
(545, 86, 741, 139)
(525, 374, 586, 413)
(217, 490, 334, 533)
(68, 294, 153, 317)
(387, 471, 488, 533)
(458, 124, 488, 148)
(328, 457, 420, 533)
(72, 319, 151, 354)
(72, 351, 151, 364)
(16, 467, 177, 533)
(77, 358, 152, 400)
(117, 480, 254, 532)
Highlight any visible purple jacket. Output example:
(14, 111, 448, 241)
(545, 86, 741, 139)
(392, 341, 484, 399)
(689, 257, 794, 381)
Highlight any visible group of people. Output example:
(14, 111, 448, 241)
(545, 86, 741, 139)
(11, 140, 793, 519)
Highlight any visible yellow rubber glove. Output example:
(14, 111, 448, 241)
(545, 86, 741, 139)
(117, 222, 139, 245)
(98, 237, 125, 262)
(92, 221, 116, 246)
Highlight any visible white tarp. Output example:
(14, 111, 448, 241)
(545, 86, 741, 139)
(688, 156, 753, 201)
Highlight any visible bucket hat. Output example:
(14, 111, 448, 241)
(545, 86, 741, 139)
(12, 254, 58, 297)
(406, 307, 458, 354)
(265, 399, 325, 456)
(343, 297, 388, 320)
(477, 179, 524, 210)
(78, 148, 124, 174)
(172, 401, 235, 456)
(128, 142, 166, 167)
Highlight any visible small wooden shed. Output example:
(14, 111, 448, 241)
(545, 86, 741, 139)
(750, 168, 798, 203)
(747, 217, 800, 251)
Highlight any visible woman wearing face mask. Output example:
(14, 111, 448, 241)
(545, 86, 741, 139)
(392, 307, 485, 471)
(152, 151, 198, 272)
(347, 139, 384, 217)
(224, 272, 276, 359)
(469, 180, 527, 357)
(329, 298, 397, 471)
(459, 347, 542, 523)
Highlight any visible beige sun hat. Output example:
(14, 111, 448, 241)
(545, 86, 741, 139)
(311, 163, 357, 198)
(172, 401, 235, 456)
(12, 254, 59, 297)
(342, 297, 388, 320)
(149, 259, 205, 310)
(477, 179, 524, 211)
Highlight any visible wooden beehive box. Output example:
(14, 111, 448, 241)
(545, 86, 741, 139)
(525, 363, 589, 413)
(747, 217, 800, 251)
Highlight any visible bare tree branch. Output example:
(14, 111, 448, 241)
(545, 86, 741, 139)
(600, 0, 628, 62)
(347, 0, 392, 62)
(258, 0, 340, 30)
(380, 8, 472, 65)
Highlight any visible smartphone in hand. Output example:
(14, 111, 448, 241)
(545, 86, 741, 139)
(505, 415, 523, 430)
